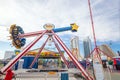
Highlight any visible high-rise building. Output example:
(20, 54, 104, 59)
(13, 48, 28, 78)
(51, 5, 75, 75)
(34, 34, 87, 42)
(83, 37, 92, 58)
(4, 51, 15, 60)
(70, 36, 82, 60)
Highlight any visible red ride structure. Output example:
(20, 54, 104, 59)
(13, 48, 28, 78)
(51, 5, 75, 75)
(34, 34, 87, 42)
(0, 23, 94, 80)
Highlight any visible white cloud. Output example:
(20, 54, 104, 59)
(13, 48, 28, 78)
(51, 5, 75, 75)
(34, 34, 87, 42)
(0, 27, 10, 42)
(0, 0, 119, 43)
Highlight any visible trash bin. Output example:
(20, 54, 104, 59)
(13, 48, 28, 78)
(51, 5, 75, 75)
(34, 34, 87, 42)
(61, 73, 69, 80)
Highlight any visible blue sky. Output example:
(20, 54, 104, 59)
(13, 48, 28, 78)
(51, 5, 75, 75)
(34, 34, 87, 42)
(0, 0, 120, 59)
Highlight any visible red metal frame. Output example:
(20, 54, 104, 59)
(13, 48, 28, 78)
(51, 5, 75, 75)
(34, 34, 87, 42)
(51, 30, 93, 80)
(98, 48, 113, 59)
(87, 47, 113, 60)
(51, 36, 69, 68)
(19, 30, 45, 38)
(87, 0, 113, 62)
(0, 0, 111, 80)
(87, 0, 113, 79)
(1, 28, 94, 80)
(1, 30, 47, 73)
(30, 34, 70, 68)
(29, 36, 50, 68)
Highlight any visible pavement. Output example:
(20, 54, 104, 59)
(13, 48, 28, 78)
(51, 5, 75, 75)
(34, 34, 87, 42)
(103, 69, 120, 80)
(0, 68, 120, 80)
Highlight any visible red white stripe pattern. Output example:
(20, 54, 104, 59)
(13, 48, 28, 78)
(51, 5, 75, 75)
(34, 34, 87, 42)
(19, 30, 45, 38)
(52, 30, 93, 80)
(29, 36, 50, 68)
(1, 30, 47, 73)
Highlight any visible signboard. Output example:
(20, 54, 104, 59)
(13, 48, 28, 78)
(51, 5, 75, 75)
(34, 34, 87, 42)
(40, 52, 60, 57)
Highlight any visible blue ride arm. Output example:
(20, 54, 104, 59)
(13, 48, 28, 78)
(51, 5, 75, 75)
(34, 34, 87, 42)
(53, 26, 72, 33)
(53, 23, 79, 33)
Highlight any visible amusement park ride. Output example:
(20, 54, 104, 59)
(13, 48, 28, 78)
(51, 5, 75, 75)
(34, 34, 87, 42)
(0, 23, 94, 80)
(0, 0, 113, 80)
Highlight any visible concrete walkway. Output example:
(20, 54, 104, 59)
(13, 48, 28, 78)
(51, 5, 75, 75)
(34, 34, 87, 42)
(0, 68, 120, 80)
